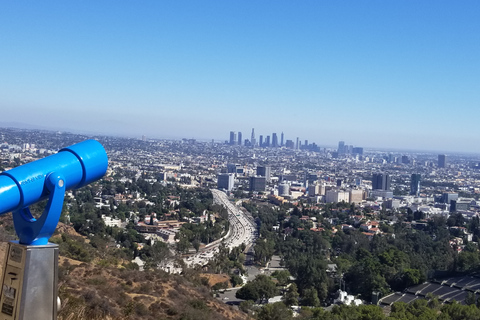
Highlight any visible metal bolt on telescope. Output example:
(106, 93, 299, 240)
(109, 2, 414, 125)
(0, 139, 108, 320)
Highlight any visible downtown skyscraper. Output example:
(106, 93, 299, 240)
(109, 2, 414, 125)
(272, 133, 278, 147)
(438, 154, 447, 168)
(229, 131, 236, 145)
(338, 141, 345, 154)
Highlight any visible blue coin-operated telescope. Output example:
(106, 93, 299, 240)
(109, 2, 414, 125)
(0, 139, 108, 320)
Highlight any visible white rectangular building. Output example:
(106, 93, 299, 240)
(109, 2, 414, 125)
(326, 189, 350, 203)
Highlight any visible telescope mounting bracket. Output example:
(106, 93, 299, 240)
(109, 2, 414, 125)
(13, 172, 66, 245)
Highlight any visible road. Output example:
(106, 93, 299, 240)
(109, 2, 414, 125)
(184, 189, 258, 267)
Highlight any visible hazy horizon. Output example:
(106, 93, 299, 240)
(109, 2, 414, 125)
(2, 122, 479, 156)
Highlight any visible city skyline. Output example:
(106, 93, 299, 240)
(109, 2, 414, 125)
(225, 129, 350, 152)
(1, 2, 479, 153)
(0, 123, 477, 156)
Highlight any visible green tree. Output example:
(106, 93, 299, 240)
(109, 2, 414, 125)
(230, 274, 243, 287)
(192, 239, 200, 253)
(457, 251, 480, 272)
(406, 299, 439, 320)
(257, 302, 293, 320)
(254, 239, 275, 266)
(141, 241, 171, 269)
(283, 283, 299, 307)
(176, 237, 190, 254)
(302, 287, 320, 307)
(466, 292, 477, 306)
(239, 300, 255, 314)
(400, 268, 424, 288)
(236, 283, 260, 301)
(236, 275, 277, 302)
(255, 275, 278, 302)
(272, 270, 291, 286)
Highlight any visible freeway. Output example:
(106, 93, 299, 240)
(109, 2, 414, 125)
(184, 189, 258, 267)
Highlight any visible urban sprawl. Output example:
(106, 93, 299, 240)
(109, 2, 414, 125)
(3, 127, 480, 315)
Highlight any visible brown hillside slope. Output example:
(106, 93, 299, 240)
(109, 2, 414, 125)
(0, 222, 250, 320)
(57, 259, 249, 320)
(0, 246, 249, 320)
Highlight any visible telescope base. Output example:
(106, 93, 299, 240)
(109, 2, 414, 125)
(0, 241, 58, 320)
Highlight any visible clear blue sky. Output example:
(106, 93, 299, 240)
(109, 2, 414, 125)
(1, 1, 479, 152)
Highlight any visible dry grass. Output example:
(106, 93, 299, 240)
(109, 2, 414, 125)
(0, 222, 251, 320)
(200, 273, 231, 287)
(57, 255, 250, 320)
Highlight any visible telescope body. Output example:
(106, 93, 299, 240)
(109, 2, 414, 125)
(0, 139, 108, 245)
(0, 139, 108, 215)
